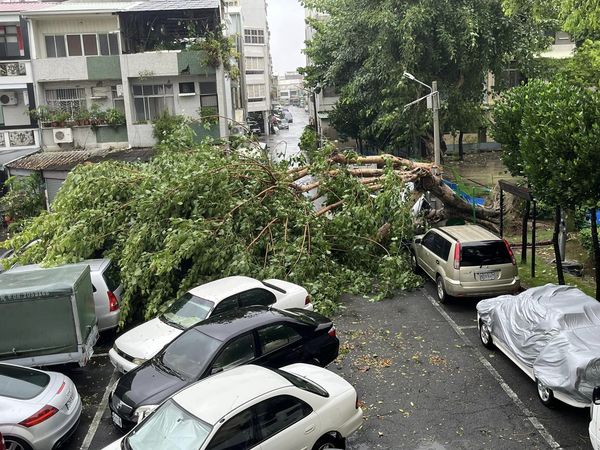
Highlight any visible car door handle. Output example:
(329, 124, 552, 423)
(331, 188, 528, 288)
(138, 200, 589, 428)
(304, 425, 316, 434)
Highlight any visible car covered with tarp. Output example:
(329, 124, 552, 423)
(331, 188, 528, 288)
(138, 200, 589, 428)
(0, 265, 98, 367)
(477, 284, 600, 408)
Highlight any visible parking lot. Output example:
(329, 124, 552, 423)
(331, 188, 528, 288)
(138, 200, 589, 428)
(56, 281, 592, 449)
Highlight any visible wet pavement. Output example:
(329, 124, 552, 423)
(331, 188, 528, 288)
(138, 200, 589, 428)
(261, 105, 309, 163)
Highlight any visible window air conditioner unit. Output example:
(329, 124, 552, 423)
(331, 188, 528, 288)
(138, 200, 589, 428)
(53, 128, 73, 144)
(0, 92, 18, 106)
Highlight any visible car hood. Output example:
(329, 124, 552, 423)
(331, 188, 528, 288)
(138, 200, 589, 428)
(116, 361, 189, 408)
(114, 317, 183, 360)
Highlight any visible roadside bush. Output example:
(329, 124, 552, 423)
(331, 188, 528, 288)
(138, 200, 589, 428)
(0, 173, 45, 232)
(579, 228, 593, 257)
(152, 113, 190, 145)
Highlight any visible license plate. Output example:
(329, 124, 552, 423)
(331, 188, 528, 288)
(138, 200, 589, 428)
(478, 272, 497, 281)
(65, 390, 74, 411)
(112, 412, 123, 428)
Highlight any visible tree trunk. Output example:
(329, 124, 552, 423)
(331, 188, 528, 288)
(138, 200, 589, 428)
(522, 201, 530, 263)
(553, 205, 565, 285)
(458, 130, 464, 161)
(591, 207, 600, 300)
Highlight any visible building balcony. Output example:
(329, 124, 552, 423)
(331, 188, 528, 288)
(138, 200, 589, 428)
(120, 50, 215, 79)
(0, 128, 39, 150)
(32, 55, 121, 82)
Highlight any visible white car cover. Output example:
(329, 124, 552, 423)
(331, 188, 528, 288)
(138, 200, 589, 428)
(477, 284, 600, 404)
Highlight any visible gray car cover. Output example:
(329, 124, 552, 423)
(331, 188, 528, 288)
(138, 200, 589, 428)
(477, 284, 600, 404)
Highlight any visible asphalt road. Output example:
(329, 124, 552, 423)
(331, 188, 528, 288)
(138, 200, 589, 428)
(56, 279, 592, 449)
(262, 105, 308, 163)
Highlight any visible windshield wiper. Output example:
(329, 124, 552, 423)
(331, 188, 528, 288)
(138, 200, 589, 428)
(153, 358, 186, 380)
(159, 314, 185, 330)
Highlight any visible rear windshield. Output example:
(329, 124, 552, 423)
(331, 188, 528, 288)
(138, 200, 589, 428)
(461, 241, 511, 267)
(0, 364, 50, 399)
(103, 262, 121, 292)
(272, 368, 329, 397)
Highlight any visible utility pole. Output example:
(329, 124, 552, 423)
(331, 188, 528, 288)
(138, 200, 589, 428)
(432, 80, 441, 168)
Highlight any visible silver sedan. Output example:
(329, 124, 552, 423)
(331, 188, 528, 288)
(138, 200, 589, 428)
(0, 364, 81, 450)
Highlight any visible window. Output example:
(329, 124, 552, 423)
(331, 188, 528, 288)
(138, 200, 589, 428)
(224, 0, 240, 6)
(461, 241, 512, 267)
(211, 296, 239, 317)
(271, 368, 329, 397)
(45, 88, 86, 118)
(179, 82, 196, 95)
(432, 234, 452, 260)
(238, 289, 276, 308)
(46, 33, 119, 58)
(200, 81, 219, 114)
(211, 333, 255, 371)
(161, 293, 215, 329)
(111, 85, 125, 113)
(161, 329, 221, 379)
(98, 33, 119, 55)
(253, 395, 312, 442)
(245, 56, 264, 73)
(258, 324, 301, 354)
(244, 29, 265, 44)
(247, 84, 266, 100)
(45, 35, 66, 58)
(422, 231, 436, 251)
(132, 84, 174, 122)
(0, 26, 21, 58)
(206, 409, 257, 450)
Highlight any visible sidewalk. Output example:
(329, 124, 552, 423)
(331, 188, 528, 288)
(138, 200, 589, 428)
(333, 290, 553, 449)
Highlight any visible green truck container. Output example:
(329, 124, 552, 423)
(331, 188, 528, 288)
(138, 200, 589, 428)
(0, 265, 98, 367)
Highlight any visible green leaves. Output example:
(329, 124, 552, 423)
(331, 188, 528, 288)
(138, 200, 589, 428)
(4, 131, 420, 325)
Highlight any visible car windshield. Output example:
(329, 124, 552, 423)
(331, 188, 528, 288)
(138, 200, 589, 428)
(161, 293, 215, 329)
(160, 329, 221, 379)
(125, 399, 212, 450)
(0, 364, 50, 400)
(461, 241, 512, 267)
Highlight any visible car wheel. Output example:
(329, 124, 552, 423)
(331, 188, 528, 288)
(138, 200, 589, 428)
(4, 437, 33, 450)
(536, 379, 557, 408)
(312, 434, 342, 450)
(410, 252, 422, 274)
(479, 321, 494, 349)
(436, 276, 449, 304)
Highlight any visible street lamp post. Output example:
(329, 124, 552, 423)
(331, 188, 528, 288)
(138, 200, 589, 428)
(403, 72, 441, 168)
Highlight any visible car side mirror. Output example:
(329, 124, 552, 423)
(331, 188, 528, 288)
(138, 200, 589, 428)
(594, 386, 600, 405)
(210, 367, 223, 375)
(414, 238, 422, 245)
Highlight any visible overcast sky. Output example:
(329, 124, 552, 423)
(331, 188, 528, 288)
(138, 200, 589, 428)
(267, 0, 306, 75)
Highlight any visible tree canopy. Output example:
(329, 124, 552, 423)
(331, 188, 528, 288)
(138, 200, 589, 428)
(302, 0, 549, 152)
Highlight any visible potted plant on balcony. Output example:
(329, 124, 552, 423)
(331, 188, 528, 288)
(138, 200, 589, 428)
(105, 108, 126, 127)
(90, 104, 107, 126)
(27, 105, 51, 127)
(50, 110, 70, 128)
(75, 108, 91, 126)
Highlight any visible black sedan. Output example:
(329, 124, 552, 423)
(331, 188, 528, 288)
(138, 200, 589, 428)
(109, 306, 339, 429)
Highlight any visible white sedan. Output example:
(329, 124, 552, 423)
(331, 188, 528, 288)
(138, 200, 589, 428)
(109, 276, 313, 373)
(0, 364, 81, 450)
(102, 363, 363, 450)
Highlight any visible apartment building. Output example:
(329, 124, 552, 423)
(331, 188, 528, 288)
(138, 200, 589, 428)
(277, 71, 303, 106)
(0, 2, 47, 169)
(240, 0, 272, 134)
(21, 0, 234, 151)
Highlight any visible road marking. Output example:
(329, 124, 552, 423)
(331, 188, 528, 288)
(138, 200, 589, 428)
(458, 325, 478, 330)
(80, 369, 118, 450)
(422, 289, 562, 449)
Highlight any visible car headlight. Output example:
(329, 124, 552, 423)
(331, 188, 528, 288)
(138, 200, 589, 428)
(133, 405, 158, 423)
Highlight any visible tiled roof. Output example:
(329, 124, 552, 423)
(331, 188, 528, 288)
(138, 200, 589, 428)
(24, 1, 142, 15)
(0, 2, 60, 13)
(6, 148, 154, 171)
(126, 0, 220, 11)
(0, 147, 39, 168)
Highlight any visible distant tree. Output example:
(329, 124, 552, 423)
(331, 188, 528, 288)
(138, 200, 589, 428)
(302, 0, 549, 155)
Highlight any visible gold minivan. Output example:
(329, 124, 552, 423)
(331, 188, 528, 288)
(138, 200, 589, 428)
(410, 225, 520, 302)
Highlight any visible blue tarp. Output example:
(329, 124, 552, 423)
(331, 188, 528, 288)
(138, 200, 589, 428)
(442, 179, 486, 207)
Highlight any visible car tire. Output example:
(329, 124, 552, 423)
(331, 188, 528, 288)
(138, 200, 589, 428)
(312, 434, 343, 450)
(479, 320, 494, 350)
(436, 275, 449, 304)
(410, 252, 422, 274)
(3, 436, 33, 450)
(536, 379, 557, 408)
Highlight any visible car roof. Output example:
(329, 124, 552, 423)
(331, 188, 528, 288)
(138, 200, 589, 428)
(174, 365, 291, 425)
(7, 259, 111, 274)
(193, 306, 294, 341)
(437, 225, 500, 243)
(188, 276, 264, 302)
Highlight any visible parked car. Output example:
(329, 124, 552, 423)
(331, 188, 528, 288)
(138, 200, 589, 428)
(410, 225, 520, 303)
(0, 265, 98, 367)
(109, 306, 339, 430)
(478, 284, 600, 408)
(0, 363, 81, 450)
(591, 387, 600, 450)
(109, 276, 312, 373)
(0, 239, 41, 274)
(284, 111, 294, 123)
(277, 117, 289, 130)
(9, 259, 122, 332)
(103, 363, 362, 450)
